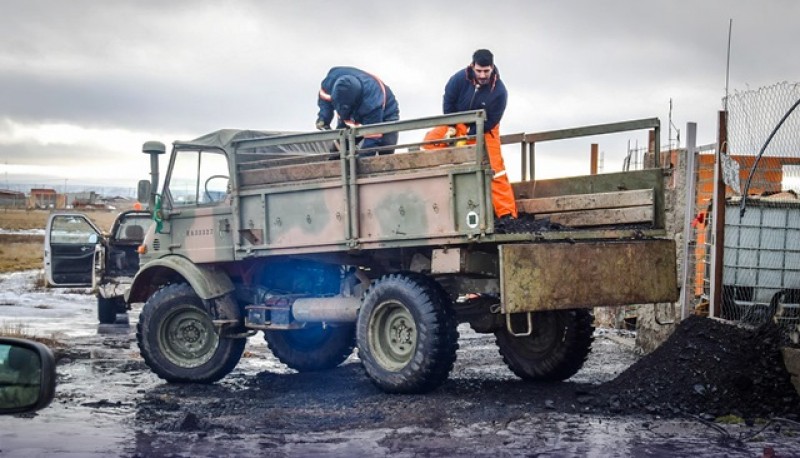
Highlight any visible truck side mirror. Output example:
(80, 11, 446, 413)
(137, 180, 151, 208)
(0, 338, 56, 415)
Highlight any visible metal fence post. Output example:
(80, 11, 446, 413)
(710, 110, 728, 317)
(680, 122, 698, 319)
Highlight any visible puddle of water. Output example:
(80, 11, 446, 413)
(2, 269, 799, 457)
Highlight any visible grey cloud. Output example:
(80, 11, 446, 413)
(0, 0, 798, 184)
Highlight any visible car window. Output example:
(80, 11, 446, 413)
(49, 216, 98, 244)
(115, 215, 154, 241)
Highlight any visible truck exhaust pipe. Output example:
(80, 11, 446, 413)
(292, 297, 360, 322)
(245, 296, 360, 329)
(142, 141, 166, 212)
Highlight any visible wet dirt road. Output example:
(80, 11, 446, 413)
(1, 270, 799, 457)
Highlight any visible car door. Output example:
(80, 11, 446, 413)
(44, 214, 102, 287)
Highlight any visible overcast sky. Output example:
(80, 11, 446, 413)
(1, 0, 798, 190)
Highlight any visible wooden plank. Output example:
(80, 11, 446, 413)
(239, 146, 481, 187)
(240, 161, 341, 186)
(357, 147, 478, 174)
(513, 169, 663, 199)
(517, 189, 653, 214)
(537, 205, 654, 227)
(512, 168, 666, 230)
(239, 153, 336, 171)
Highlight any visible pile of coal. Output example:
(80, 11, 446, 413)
(595, 316, 800, 419)
(493, 213, 563, 234)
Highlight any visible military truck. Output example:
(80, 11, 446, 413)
(129, 111, 677, 393)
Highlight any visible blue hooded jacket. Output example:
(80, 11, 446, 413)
(443, 65, 507, 135)
(317, 67, 400, 149)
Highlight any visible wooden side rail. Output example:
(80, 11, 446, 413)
(516, 188, 655, 227)
(239, 146, 479, 187)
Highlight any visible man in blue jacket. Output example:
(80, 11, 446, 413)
(317, 67, 400, 156)
(442, 49, 517, 219)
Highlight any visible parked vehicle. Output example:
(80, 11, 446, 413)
(44, 210, 153, 324)
(129, 111, 677, 393)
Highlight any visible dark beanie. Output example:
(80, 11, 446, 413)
(332, 75, 363, 119)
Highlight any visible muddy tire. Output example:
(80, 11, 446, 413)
(97, 296, 126, 324)
(264, 324, 355, 372)
(357, 273, 458, 394)
(136, 283, 245, 383)
(495, 309, 594, 382)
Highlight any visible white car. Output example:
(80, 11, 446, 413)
(44, 210, 153, 324)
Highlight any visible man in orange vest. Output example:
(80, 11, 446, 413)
(442, 49, 518, 219)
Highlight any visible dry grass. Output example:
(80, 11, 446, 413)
(0, 208, 50, 230)
(0, 209, 126, 273)
(0, 208, 121, 232)
(0, 241, 44, 273)
(0, 322, 65, 349)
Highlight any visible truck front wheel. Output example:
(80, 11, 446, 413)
(264, 324, 355, 372)
(356, 273, 458, 394)
(495, 309, 594, 382)
(136, 283, 245, 383)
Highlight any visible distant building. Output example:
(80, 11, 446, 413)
(29, 188, 58, 209)
(66, 191, 99, 208)
(0, 189, 25, 208)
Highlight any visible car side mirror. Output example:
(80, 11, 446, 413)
(0, 338, 56, 415)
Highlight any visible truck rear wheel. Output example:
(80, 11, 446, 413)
(136, 283, 245, 383)
(264, 324, 355, 371)
(356, 273, 458, 394)
(97, 296, 127, 324)
(495, 309, 594, 382)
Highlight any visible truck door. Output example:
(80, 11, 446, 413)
(44, 214, 102, 287)
(105, 211, 153, 278)
(161, 148, 234, 263)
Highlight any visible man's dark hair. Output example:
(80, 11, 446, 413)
(472, 49, 494, 67)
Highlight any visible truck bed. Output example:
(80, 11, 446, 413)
(232, 140, 666, 257)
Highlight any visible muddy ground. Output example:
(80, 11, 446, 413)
(1, 270, 800, 457)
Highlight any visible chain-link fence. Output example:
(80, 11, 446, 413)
(719, 82, 800, 344)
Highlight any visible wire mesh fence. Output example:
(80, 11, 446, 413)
(679, 144, 715, 321)
(718, 82, 800, 344)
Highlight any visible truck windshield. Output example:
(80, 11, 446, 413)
(166, 150, 229, 207)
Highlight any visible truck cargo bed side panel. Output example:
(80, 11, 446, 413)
(357, 170, 486, 242)
(500, 239, 678, 313)
(256, 185, 347, 249)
